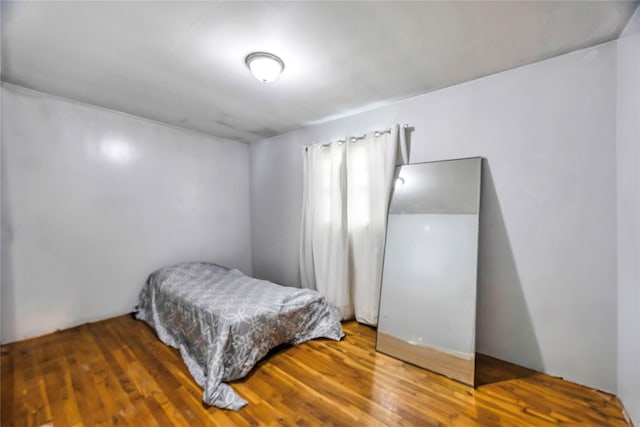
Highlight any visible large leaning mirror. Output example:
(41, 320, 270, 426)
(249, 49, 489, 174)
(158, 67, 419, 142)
(376, 157, 482, 386)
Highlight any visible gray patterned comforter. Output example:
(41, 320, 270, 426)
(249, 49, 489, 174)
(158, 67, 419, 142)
(134, 262, 344, 410)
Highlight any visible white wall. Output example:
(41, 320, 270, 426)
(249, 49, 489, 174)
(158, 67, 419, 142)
(617, 5, 640, 425)
(250, 41, 618, 392)
(1, 84, 252, 343)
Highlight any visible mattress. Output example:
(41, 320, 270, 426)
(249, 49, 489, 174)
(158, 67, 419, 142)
(134, 261, 344, 410)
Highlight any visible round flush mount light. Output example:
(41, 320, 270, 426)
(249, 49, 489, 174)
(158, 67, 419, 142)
(245, 52, 285, 83)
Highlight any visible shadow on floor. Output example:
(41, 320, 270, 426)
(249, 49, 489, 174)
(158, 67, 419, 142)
(474, 352, 539, 387)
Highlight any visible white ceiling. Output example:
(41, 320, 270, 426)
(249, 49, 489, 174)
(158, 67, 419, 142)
(2, 1, 638, 143)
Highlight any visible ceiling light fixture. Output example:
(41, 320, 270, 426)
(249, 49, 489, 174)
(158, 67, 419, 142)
(245, 52, 285, 83)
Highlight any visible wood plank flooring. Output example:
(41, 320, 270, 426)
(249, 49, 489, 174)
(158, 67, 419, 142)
(1, 314, 631, 426)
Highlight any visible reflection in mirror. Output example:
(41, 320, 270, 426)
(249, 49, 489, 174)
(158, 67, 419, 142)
(376, 157, 482, 386)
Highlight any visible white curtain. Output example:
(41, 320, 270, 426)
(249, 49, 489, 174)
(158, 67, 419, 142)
(300, 142, 352, 318)
(300, 124, 400, 325)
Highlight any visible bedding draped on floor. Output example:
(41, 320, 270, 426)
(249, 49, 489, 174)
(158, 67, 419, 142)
(135, 262, 344, 410)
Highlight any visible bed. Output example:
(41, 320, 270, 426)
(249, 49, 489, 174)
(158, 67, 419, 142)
(134, 261, 344, 410)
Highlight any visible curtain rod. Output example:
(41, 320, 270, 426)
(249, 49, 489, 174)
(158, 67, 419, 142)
(305, 124, 409, 152)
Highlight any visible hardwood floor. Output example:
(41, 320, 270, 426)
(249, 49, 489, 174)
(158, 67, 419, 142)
(1, 315, 630, 426)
